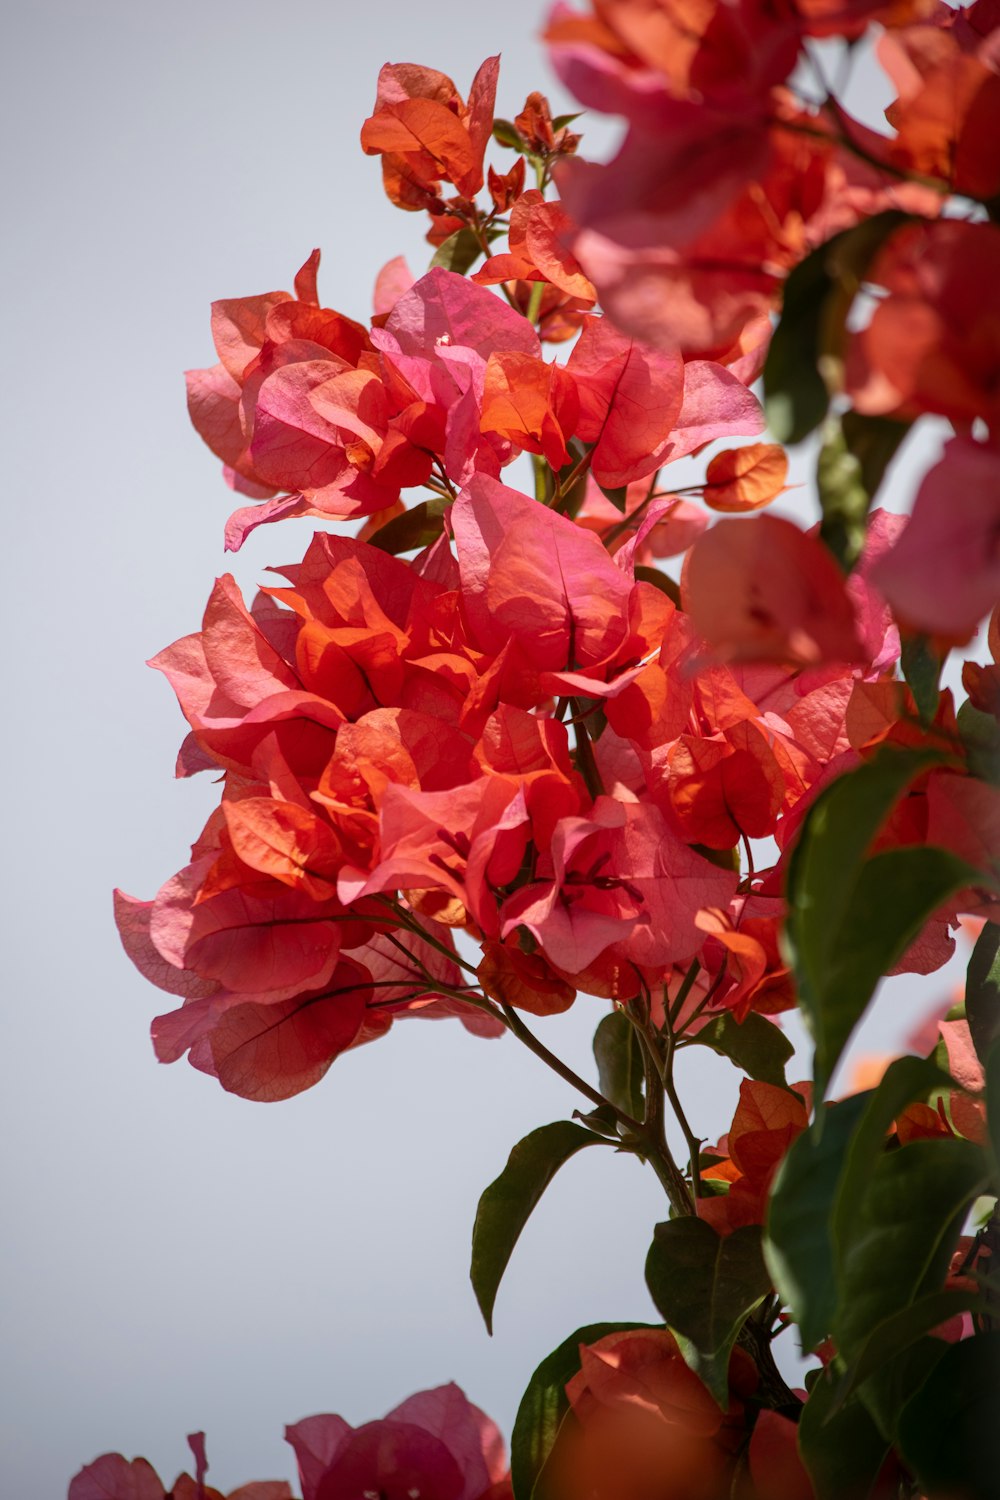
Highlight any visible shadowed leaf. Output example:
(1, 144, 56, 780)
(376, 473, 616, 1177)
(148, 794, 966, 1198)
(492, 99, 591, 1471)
(644, 1219, 772, 1408)
(471, 1123, 607, 1334)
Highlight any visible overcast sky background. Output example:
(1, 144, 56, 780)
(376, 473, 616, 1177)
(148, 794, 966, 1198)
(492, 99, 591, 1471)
(0, 4, 978, 1495)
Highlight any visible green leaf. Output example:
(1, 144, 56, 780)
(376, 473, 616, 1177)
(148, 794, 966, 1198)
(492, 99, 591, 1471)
(811, 845, 977, 1098)
(369, 497, 447, 556)
(815, 411, 910, 571)
(592, 1011, 644, 1120)
(900, 635, 942, 725)
(551, 111, 583, 131)
(430, 228, 484, 276)
(783, 745, 961, 1097)
(957, 701, 1000, 785)
(644, 1219, 772, 1408)
(854, 1334, 949, 1444)
(509, 1321, 655, 1500)
(687, 1011, 794, 1089)
(798, 1369, 891, 1500)
(897, 1332, 1000, 1500)
(987, 1037, 1000, 1178)
(471, 1122, 607, 1334)
(966, 922, 1000, 1065)
(766, 1059, 958, 1356)
(831, 1055, 956, 1259)
(841, 409, 911, 500)
(816, 416, 870, 571)
(786, 746, 940, 981)
(633, 565, 681, 606)
(835, 1137, 991, 1362)
(492, 118, 527, 152)
(596, 481, 628, 511)
(830, 1287, 994, 1413)
(764, 211, 910, 444)
(765, 1094, 868, 1351)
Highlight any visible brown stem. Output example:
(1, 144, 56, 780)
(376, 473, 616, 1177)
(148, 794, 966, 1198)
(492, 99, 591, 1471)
(635, 1025, 694, 1215)
(498, 1002, 644, 1132)
(661, 1014, 703, 1202)
(572, 705, 606, 801)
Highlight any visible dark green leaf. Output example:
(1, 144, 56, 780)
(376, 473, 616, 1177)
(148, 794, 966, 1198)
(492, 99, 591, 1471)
(687, 1011, 794, 1089)
(510, 1321, 655, 1500)
(430, 227, 484, 275)
(855, 1336, 946, 1447)
(897, 1332, 1000, 1500)
(815, 412, 910, 571)
(633, 565, 681, 606)
(767, 1060, 958, 1357)
(471, 1123, 607, 1334)
(786, 747, 940, 989)
(765, 1095, 868, 1351)
(840, 409, 910, 500)
(900, 635, 942, 725)
(830, 1288, 994, 1412)
(553, 439, 591, 519)
(831, 1055, 956, 1259)
(784, 745, 959, 1097)
(492, 118, 527, 151)
(551, 112, 583, 131)
(987, 1037, 1000, 1179)
(596, 481, 628, 511)
(764, 212, 910, 444)
(798, 1370, 891, 1500)
(957, 701, 1000, 786)
(816, 415, 870, 570)
(369, 497, 447, 555)
(592, 1011, 644, 1120)
(811, 846, 977, 1098)
(966, 922, 1000, 1064)
(644, 1219, 772, 1407)
(571, 1104, 620, 1140)
(764, 247, 839, 443)
(835, 1137, 990, 1362)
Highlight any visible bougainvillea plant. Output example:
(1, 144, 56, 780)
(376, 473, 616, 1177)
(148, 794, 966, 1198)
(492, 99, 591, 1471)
(89, 1, 1000, 1496)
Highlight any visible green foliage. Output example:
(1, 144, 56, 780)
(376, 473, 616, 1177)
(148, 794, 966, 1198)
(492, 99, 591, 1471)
(816, 411, 909, 570)
(783, 745, 973, 1097)
(471, 1122, 608, 1334)
(766, 1093, 868, 1351)
(987, 1038, 1000, 1178)
(686, 1010, 794, 1089)
(957, 701, 1000, 785)
(592, 1011, 644, 1120)
(369, 496, 447, 554)
(633, 565, 681, 605)
(430, 227, 484, 274)
(900, 635, 943, 725)
(835, 1137, 990, 1362)
(764, 212, 910, 444)
(644, 1219, 772, 1408)
(897, 1333, 1000, 1500)
(510, 1322, 655, 1500)
(830, 1288, 994, 1413)
(595, 480, 628, 511)
(768, 1062, 989, 1368)
(797, 1368, 891, 1500)
(966, 922, 1000, 1064)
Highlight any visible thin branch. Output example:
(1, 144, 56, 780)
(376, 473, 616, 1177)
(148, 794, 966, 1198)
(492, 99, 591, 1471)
(498, 1001, 645, 1132)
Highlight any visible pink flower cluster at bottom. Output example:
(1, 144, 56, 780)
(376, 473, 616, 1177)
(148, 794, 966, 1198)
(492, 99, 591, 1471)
(69, 1384, 512, 1500)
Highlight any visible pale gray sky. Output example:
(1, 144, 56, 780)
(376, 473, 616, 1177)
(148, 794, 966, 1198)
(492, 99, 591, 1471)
(0, 4, 972, 1495)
